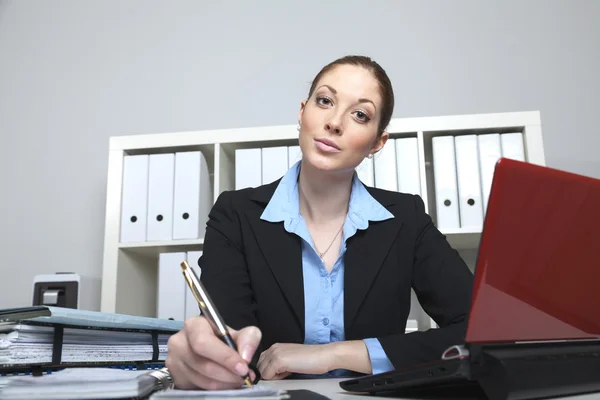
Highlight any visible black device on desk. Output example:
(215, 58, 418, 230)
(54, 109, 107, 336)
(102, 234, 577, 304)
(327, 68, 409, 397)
(340, 159, 600, 400)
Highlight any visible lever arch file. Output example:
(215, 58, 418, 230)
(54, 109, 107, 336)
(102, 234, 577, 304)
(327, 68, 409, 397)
(454, 135, 484, 229)
(432, 136, 460, 229)
(147, 153, 176, 241)
(120, 154, 149, 242)
(172, 151, 212, 240)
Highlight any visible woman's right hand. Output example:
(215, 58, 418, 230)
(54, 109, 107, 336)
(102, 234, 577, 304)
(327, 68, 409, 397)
(165, 316, 262, 390)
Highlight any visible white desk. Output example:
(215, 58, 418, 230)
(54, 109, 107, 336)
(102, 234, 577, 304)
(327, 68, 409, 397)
(265, 378, 600, 400)
(265, 378, 366, 400)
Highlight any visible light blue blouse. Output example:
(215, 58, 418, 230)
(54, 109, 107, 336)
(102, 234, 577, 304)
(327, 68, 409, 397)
(260, 161, 396, 376)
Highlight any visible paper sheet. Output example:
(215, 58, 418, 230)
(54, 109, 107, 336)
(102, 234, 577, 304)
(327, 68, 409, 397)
(150, 386, 287, 399)
(0, 323, 170, 364)
(19, 306, 184, 331)
(0, 368, 287, 400)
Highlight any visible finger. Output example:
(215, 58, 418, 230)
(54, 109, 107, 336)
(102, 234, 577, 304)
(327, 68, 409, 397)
(166, 331, 195, 389)
(166, 337, 206, 390)
(166, 354, 194, 389)
(167, 331, 245, 390)
(249, 368, 257, 382)
(272, 371, 292, 380)
(260, 352, 284, 381)
(184, 317, 250, 378)
(257, 348, 271, 375)
(230, 326, 262, 362)
(176, 356, 243, 391)
(181, 331, 247, 385)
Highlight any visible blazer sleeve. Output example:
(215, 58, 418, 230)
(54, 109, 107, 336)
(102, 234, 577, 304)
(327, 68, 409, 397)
(198, 190, 260, 337)
(377, 194, 474, 370)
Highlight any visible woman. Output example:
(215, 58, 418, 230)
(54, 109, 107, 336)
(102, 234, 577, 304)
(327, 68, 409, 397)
(165, 55, 474, 390)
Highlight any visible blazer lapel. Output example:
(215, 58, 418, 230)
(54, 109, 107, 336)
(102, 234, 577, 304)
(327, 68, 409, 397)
(246, 183, 305, 335)
(344, 204, 404, 334)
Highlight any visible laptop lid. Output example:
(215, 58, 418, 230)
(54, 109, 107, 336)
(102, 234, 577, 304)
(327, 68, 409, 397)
(465, 158, 600, 344)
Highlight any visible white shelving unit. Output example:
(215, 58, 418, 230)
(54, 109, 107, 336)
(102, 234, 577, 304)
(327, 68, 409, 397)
(100, 111, 546, 326)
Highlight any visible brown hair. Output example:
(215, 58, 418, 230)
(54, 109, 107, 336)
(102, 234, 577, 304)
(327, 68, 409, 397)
(307, 55, 394, 136)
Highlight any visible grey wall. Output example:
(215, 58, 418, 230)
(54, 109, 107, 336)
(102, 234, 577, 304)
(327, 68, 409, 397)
(1, 0, 598, 309)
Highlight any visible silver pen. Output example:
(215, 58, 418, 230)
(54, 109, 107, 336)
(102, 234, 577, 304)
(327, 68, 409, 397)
(179, 260, 258, 387)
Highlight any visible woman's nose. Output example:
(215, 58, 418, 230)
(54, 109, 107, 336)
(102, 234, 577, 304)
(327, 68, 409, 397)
(325, 122, 342, 135)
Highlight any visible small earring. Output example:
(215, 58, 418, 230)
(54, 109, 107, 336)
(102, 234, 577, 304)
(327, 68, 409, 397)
(367, 154, 373, 159)
(297, 123, 301, 131)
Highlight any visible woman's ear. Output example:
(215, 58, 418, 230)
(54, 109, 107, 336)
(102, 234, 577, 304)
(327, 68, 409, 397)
(297, 100, 307, 125)
(371, 131, 389, 155)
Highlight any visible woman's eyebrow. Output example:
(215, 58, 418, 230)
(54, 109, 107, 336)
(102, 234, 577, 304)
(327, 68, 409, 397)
(358, 97, 376, 110)
(317, 84, 337, 94)
(317, 84, 376, 110)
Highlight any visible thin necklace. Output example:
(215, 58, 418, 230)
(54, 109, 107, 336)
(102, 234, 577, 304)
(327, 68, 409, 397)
(316, 222, 345, 260)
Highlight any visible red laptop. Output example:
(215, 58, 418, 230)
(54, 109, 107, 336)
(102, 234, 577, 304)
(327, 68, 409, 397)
(340, 158, 600, 400)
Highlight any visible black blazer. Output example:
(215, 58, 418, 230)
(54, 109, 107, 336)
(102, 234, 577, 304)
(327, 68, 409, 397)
(198, 179, 474, 371)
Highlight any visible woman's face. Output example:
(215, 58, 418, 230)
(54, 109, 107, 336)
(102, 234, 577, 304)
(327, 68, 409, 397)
(298, 64, 388, 175)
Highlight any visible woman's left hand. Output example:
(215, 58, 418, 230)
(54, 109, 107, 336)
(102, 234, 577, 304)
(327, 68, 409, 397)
(257, 343, 334, 380)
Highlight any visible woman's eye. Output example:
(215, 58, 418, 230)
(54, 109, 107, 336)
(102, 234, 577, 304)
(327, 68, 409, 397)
(354, 111, 371, 122)
(316, 96, 332, 106)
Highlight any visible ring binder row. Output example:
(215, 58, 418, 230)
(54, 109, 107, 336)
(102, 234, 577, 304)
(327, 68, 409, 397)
(0, 320, 175, 377)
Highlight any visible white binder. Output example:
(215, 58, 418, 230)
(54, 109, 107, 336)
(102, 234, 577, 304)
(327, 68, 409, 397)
(157, 252, 186, 321)
(120, 154, 149, 243)
(432, 136, 460, 230)
(501, 133, 525, 161)
(477, 134, 502, 214)
(395, 137, 421, 196)
(356, 156, 374, 187)
(288, 145, 302, 168)
(147, 154, 175, 241)
(374, 140, 398, 191)
(454, 135, 484, 229)
(261, 146, 288, 184)
(172, 151, 212, 240)
(408, 289, 424, 332)
(184, 251, 203, 319)
(235, 148, 262, 190)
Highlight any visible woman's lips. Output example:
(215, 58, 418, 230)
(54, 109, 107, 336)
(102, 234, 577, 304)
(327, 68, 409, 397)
(314, 138, 341, 153)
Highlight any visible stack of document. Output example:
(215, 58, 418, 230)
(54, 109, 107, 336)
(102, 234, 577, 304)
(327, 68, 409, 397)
(0, 306, 183, 370)
(0, 368, 159, 399)
(0, 367, 286, 400)
(0, 324, 171, 364)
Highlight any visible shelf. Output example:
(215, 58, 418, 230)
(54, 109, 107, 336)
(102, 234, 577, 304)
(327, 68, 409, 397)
(115, 228, 479, 257)
(101, 110, 545, 316)
(442, 228, 482, 250)
(118, 238, 204, 257)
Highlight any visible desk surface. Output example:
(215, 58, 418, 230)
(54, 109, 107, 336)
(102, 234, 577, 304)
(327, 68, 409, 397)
(264, 378, 600, 400)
